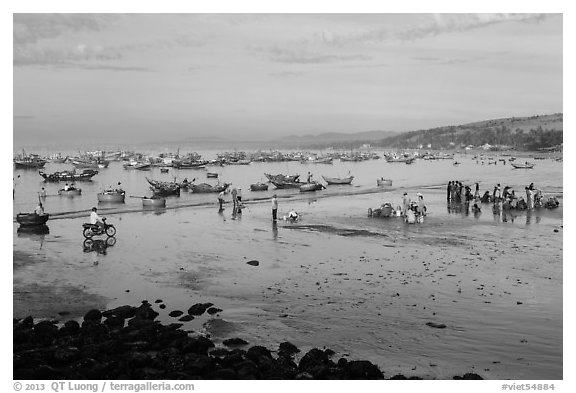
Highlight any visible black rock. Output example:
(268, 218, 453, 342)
(134, 303, 159, 320)
(453, 373, 483, 380)
(178, 315, 195, 322)
(33, 320, 58, 335)
(102, 305, 137, 319)
(426, 322, 447, 329)
(159, 304, 166, 309)
(155, 299, 163, 303)
(63, 320, 80, 334)
(390, 374, 408, 380)
(83, 309, 102, 323)
(103, 316, 125, 330)
(169, 310, 184, 318)
(179, 336, 215, 355)
(207, 307, 223, 315)
(21, 316, 34, 328)
(207, 368, 238, 380)
(187, 303, 214, 316)
(246, 346, 273, 362)
(342, 360, 384, 379)
(247, 260, 259, 266)
(278, 341, 300, 356)
(298, 348, 335, 376)
(223, 338, 249, 347)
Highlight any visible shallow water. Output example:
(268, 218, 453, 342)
(13, 151, 563, 379)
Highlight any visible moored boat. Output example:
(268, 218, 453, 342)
(207, 172, 219, 178)
(14, 154, 47, 169)
(16, 212, 50, 227)
(321, 175, 354, 185)
(270, 180, 303, 189)
(39, 169, 98, 182)
(368, 202, 397, 218)
(58, 188, 82, 196)
(189, 182, 231, 193)
(250, 182, 269, 191)
(511, 162, 535, 169)
(97, 190, 126, 203)
(377, 178, 393, 186)
(265, 173, 300, 183)
(299, 182, 325, 192)
(142, 196, 166, 207)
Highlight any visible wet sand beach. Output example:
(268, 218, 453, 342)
(13, 183, 563, 379)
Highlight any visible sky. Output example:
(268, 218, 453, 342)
(13, 13, 563, 147)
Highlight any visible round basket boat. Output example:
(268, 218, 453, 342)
(97, 191, 126, 203)
(142, 197, 166, 207)
(58, 188, 82, 196)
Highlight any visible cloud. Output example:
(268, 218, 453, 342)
(321, 13, 548, 46)
(13, 14, 205, 68)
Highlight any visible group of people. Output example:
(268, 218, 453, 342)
(104, 182, 124, 194)
(400, 192, 427, 223)
(449, 180, 558, 211)
(218, 186, 243, 213)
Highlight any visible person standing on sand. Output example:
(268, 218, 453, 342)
(402, 192, 411, 216)
(237, 188, 242, 203)
(271, 194, 278, 221)
(474, 182, 480, 199)
(231, 187, 237, 208)
(39, 187, 47, 198)
(447, 181, 452, 202)
(218, 190, 225, 211)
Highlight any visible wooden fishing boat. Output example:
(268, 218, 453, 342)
(511, 162, 535, 169)
(70, 159, 109, 169)
(134, 162, 152, 170)
(160, 167, 170, 173)
(265, 173, 300, 183)
(16, 212, 49, 227)
(58, 188, 82, 196)
(97, 190, 126, 203)
(39, 169, 98, 182)
(377, 178, 393, 186)
(14, 154, 47, 169)
(189, 182, 231, 193)
(271, 180, 303, 189)
(385, 156, 415, 164)
(250, 182, 269, 191)
(207, 172, 219, 178)
(299, 182, 325, 192)
(321, 175, 354, 185)
(142, 196, 166, 207)
(172, 159, 208, 169)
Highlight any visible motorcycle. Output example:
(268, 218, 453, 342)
(82, 217, 116, 238)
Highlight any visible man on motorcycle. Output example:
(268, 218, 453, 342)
(90, 207, 105, 232)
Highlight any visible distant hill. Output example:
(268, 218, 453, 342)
(376, 113, 563, 151)
(275, 130, 398, 148)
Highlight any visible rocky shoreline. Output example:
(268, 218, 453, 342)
(14, 301, 484, 380)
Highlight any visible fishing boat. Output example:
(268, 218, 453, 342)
(58, 188, 82, 196)
(189, 182, 231, 193)
(321, 175, 354, 185)
(134, 162, 152, 170)
(142, 196, 166, 207)
(385, 155, 415, 164)
(270, 180, 304, 189)
(299, 182, 325, 192)
(70, 158, 110, 169)
(16, 212, 50, 227)
(47, 153, 68, 163)
(97, 190, 126, 203)
(14, 154, 47, 169)
(207, 172, 219, 178)
(172, 159, 208, 169)
(511, 162, 535, 169)
(265, 173, 300, 183)
(250, 182, 269, 191)
(146, 177, 181, 196)
(160, 167, 170, 173)
(39, 169, 98, 182)
(376, 178, 393, 186)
